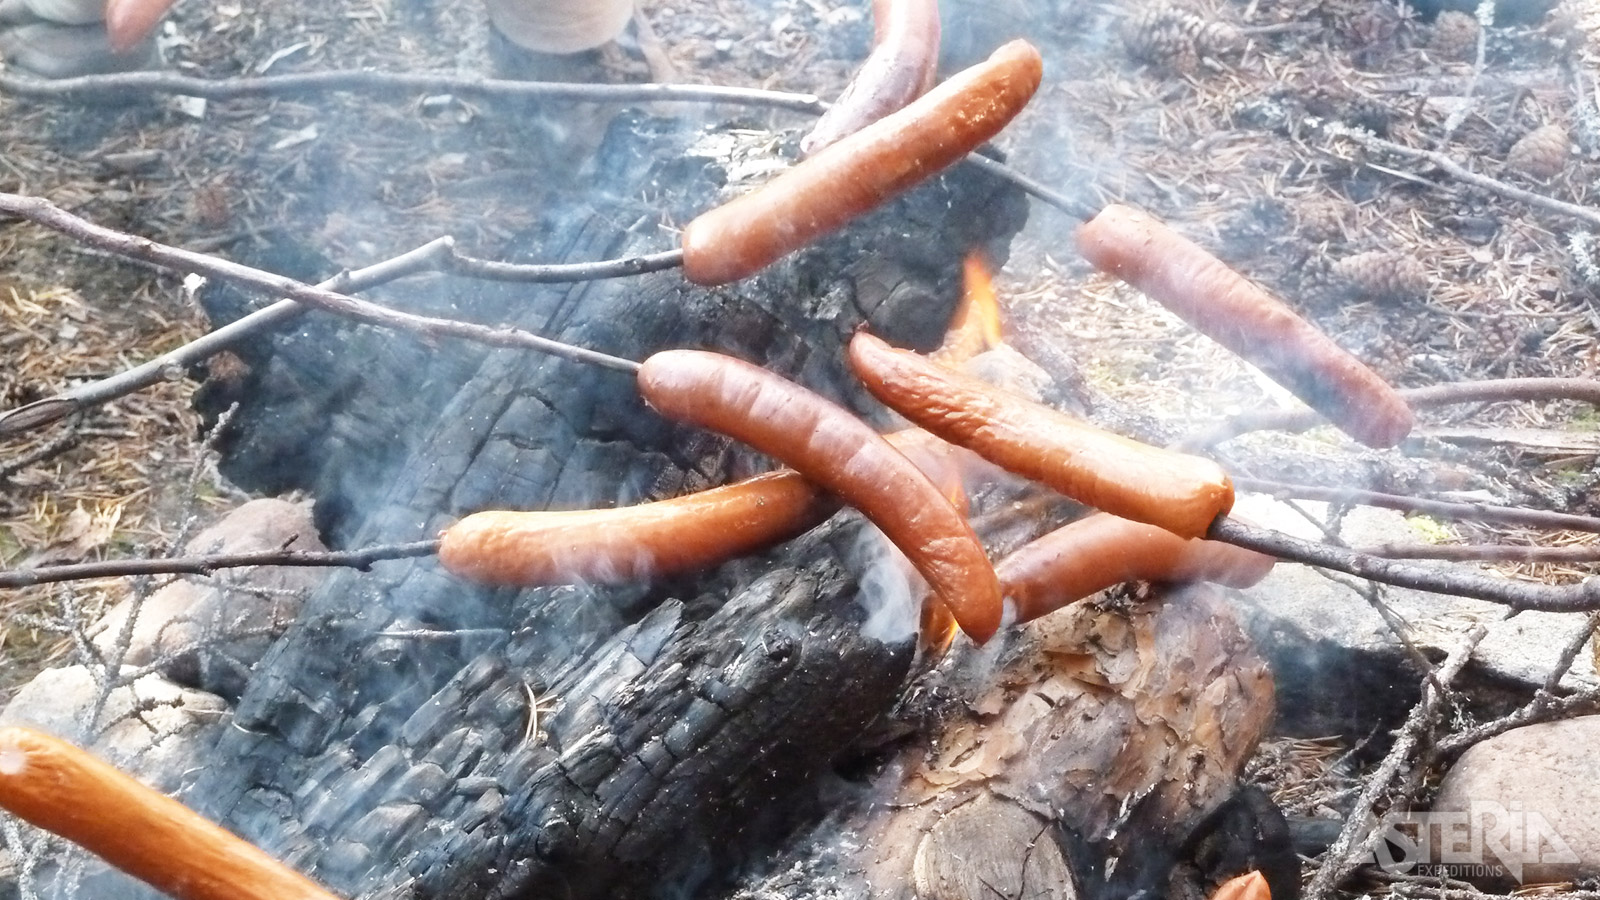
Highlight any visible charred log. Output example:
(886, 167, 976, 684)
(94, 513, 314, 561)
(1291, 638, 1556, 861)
(729, 583, 1278, 900)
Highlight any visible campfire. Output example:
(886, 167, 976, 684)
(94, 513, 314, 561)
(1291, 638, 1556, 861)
(4, 1, 1600, 900)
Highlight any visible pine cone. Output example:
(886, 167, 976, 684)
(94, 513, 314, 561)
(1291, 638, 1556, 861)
(1294, 197, 1348, 244)
(1330, 251, 1428, 304)
(1122, 5, 1240, 72)
(1478, 316, 1522, 360)
(1428, 11, 1479, 60)
(1505, 124, 1569, 180)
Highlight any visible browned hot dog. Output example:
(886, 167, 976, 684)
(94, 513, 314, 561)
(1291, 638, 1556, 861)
(0, 726, 343, 900)
(848, 331, 1235, 538)
(1076, 204, 1414, 448)
(437, 428, 966, 587)
(681, 39, 1042, 285)
(801, 0, 942, 155)
(638, 349, 1003, 644)
(996, 513, 1276, 623)
(439, 470, 835, 586)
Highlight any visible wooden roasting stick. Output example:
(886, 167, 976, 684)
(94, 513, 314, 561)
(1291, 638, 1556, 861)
(996, 512, 1276, 623)
(0, 727, 344, 900)
(681, 39, 1042, 285)
(847, 331, 1235, 539)
(801, 0, 942, 154)
(1076, 204, 1414, 448)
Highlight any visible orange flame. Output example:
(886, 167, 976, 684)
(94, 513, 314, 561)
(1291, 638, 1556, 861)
(920, 598, 959, 653)
(932, 254, 1004, 365)
(908, 258, 1004, 653)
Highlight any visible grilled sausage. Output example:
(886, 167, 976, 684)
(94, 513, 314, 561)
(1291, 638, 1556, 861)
(681, 39, 1043, 285)
(801, 0, 942, 154)
(848, 331, 1234, 538)
(0, 726, 342, 900)
(638, 349, 1002, 643)
(437, 429, 966, 587)
(996, 513, 1276, 622)
(1076, 204, 1414, 448)
(439, 470, 835, 586)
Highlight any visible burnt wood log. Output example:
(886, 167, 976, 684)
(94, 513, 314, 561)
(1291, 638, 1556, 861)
(10, 113, 1032, 900)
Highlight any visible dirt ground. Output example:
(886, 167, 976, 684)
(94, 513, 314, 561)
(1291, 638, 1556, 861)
(2, 0, 1599, 725)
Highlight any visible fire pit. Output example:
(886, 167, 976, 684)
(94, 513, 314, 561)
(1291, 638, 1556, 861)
(4, 2, 1600, 900)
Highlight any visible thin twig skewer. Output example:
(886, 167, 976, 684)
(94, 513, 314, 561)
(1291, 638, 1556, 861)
(1335, 125, 1600, 232)
(1357, 542, 1600, 564)
(0, 68, 830, 114)
(0, 541, 439, 589)
(0, 238, 453, 436)
(1234, 476, 1600, 535)
(1187, 377, 1600, 448)
(0, 193, 641, 437)
(1209, 517, 1600, 612)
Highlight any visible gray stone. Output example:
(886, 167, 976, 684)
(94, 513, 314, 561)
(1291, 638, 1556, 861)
(1430, 716, 1600, 885)
(89, 497, 325, 699)
(0, 665, 227, 795)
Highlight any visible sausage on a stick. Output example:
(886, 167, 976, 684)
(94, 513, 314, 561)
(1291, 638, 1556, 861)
(439, 470, 835, 586)
(1076, 204, 1414, 448)
(681, 39, 1043, 285)
(637, 349, 1003, 644)
(801, 0, 942, 154)
(996, 512, 1275, 623)
(0, 726, 343, 900)
(437, 428, 966, 587)
(848, 331, 1234, 538)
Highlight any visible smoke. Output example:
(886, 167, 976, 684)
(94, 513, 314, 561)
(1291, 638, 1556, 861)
(851, 526, 922, 645)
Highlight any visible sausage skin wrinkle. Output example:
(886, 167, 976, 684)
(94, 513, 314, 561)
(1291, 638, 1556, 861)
(1077, 204, 1414, 448)
(801, 0, 942, 154)
(995, 513, 1275, 623)
(681, 39, 1042, 286)
(848, 331, 1234, 539)
(638, 349, 1003, 644)
(0, 727, 343, 900)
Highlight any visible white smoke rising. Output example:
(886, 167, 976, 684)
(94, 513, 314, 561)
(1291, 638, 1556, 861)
(852, 527, 922, 645)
